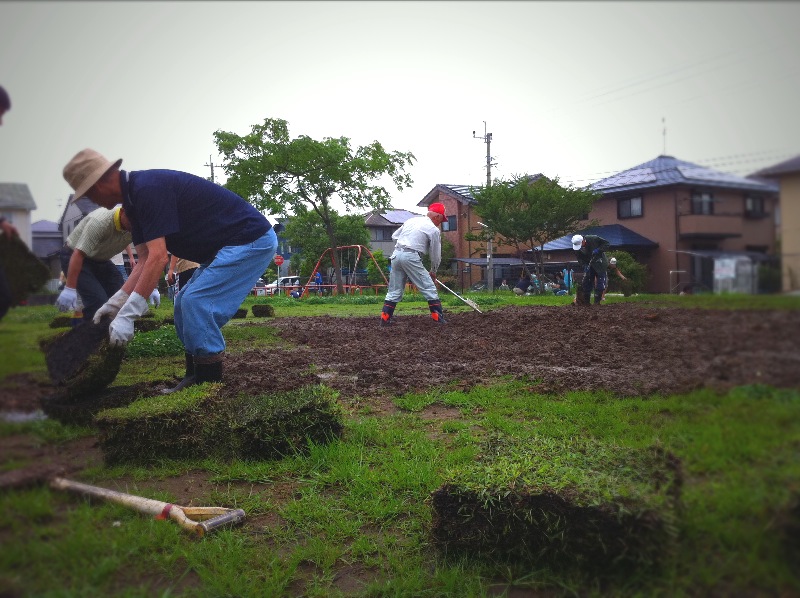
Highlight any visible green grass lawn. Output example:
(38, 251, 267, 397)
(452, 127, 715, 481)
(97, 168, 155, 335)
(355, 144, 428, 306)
(1, 294, 798, 597)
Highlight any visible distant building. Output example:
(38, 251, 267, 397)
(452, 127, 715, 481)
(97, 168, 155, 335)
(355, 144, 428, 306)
(364, 208, 421, 255)
(31, 220, 63, 283)
(752, 154, 800, 293)
(577, 155, 779, 293)
(0, 182, 37, 248)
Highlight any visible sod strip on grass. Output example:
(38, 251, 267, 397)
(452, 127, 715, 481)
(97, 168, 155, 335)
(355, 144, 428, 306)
(96, 384, 344, 465)
(430, 434, 682, 573)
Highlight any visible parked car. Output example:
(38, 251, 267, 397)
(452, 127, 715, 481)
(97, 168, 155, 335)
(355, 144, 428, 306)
(263, 276, 302, 296)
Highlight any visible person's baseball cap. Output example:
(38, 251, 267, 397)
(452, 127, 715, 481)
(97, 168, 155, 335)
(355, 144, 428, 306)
(63, 149, 122, 203)
(571, 234, 584, 250)
(609, 257, 617, 265)
(429, 203, 446, 218)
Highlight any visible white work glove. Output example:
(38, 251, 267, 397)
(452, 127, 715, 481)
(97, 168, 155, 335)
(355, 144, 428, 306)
(55, 287, 78, 312)
(149, 288, 161, 307)
(93, 289, 130, 324)
(109, 292, 148, 346)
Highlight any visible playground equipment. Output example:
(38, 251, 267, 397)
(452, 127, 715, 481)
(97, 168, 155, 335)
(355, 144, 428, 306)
(304, 245, 389, 297)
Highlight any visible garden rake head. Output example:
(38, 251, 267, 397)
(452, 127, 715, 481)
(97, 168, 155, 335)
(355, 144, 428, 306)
(435, 279, 483, 314)
(50, 477, 245, 537)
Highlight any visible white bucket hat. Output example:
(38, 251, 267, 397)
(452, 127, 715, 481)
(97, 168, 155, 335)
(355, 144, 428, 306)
(571, 234, 584, 250)
(63, 149, 122, 203)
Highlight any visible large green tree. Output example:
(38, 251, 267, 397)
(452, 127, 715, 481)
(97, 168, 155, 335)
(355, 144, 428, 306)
(214, 118, 415, 292)
(471, 174, 600, 292)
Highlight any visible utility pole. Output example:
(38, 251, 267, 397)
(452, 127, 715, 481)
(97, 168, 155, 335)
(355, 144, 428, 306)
(473, 121, 496, 186)
(478, 221, 494, 293)
(473, 123, 497, 292)
(662, 117, 667, 155)
(204, 155, 217, 184)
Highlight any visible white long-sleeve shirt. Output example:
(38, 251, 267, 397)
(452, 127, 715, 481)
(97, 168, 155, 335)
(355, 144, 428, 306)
(392, 215, 442, 272)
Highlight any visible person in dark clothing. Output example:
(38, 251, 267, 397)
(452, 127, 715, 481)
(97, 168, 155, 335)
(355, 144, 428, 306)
(551, 271, 568, 296)
(571, 233, 610, 305)
(513, 274, 532, 296)
(63, 149, 277, 390)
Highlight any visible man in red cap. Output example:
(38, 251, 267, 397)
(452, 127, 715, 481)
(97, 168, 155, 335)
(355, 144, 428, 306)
(380, 203, 448, 326)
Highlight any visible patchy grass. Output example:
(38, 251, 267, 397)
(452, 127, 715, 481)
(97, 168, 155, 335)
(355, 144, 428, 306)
(1, 298, 800, 595)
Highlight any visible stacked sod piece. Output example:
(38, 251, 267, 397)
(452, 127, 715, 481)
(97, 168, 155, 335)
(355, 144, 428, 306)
(430, 434, 682, 574)
(96, 384, 344, 465)
(251, 303, 275, 317)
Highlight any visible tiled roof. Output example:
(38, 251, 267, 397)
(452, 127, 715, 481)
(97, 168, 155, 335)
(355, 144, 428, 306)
(542, 224, 658, 251)
(364, 209, 420, 227)
(0, 183, 37, 210)
(32, 220, 60, 233)
(419, 184, 480, 208)
(589, 155, 778, 194)
(752, 154, 800, 177)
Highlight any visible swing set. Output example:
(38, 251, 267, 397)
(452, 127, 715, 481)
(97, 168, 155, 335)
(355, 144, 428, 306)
(303, 245, 389, 298)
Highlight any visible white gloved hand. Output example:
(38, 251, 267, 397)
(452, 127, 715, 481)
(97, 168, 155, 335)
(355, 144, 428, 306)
(109, 292, 148, 346)
(55, 287, 78, 312)
(149, 288, 161, 308)
(93, 289, 130, 324)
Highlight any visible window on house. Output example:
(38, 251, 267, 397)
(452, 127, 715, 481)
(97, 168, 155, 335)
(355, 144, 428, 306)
(371, 228, 392, 241)
(442, 216, 457, 232)
(691, 192, 714, 215)
(617, 196, 642, 219)
(745, 196, 765, 217)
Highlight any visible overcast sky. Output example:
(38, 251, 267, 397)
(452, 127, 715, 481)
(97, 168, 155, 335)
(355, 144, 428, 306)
(2, 1, 798, 224)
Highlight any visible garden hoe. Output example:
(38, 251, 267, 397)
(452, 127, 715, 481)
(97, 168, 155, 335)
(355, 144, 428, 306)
(49, 477, 246, 537)
(435, 279, 483, 314)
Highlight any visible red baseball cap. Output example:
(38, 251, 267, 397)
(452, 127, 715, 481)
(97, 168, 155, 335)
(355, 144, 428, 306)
(429, 203, 446, 218)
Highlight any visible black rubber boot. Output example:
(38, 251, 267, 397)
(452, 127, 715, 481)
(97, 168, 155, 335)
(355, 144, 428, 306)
(161, 352, 196, 395)
(195, 354, 224, 384)
(380, 301, 397, 326)
(428, 300, 446, 324)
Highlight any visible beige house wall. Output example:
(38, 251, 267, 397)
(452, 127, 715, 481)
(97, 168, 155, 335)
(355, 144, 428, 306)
(778, 172, 800, 291)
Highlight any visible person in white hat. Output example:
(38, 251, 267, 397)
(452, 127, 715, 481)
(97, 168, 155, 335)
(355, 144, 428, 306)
(63, 149, 277, 389)
(601, 256, 628, 301)
(571, 233, 610, 305)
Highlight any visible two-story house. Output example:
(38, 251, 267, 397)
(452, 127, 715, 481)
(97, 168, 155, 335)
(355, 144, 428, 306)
(573, 155, 780, 293)
(429, 156, 779, 294)
(752, 154, 800, 292)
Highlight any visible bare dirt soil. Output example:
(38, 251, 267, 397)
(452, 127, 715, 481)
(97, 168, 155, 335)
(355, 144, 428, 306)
(3, 303, 798, 482)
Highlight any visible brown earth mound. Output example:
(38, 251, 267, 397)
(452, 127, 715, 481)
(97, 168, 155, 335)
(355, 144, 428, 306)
(223, 304, 800, 401)
(4, 304, 800, 421)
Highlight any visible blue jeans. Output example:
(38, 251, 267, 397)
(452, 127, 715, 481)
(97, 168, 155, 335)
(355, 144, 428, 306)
(174, 228, 277, 356)
(385, 248, 439, 302)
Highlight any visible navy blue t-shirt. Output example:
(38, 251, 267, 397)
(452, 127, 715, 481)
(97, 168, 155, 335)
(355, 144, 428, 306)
(120, 169, 270, 264)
